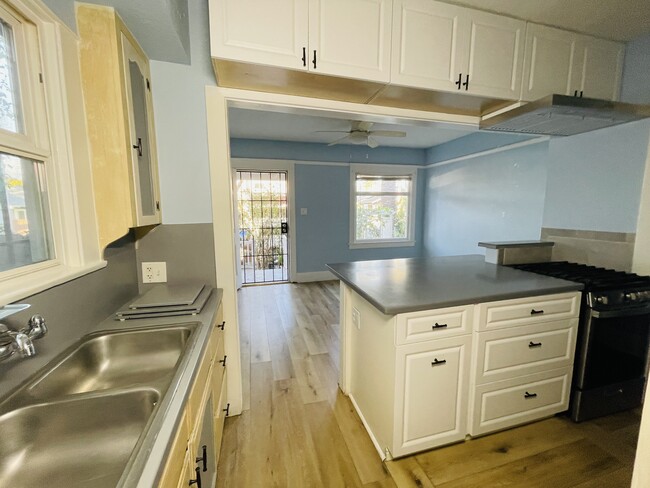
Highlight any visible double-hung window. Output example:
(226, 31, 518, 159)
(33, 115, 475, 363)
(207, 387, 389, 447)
(350, 165, 416, 248)
(0, 0, 103, 304)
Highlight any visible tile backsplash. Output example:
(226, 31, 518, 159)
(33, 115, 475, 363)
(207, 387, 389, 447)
(541, 228, 636, 271)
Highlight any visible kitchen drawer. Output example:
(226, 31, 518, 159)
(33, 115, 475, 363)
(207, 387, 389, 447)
(475, 319, 578, 385)
(469, 368, 571, 436)
(395, 305, 473, 345)
(476, 292, 580, 331)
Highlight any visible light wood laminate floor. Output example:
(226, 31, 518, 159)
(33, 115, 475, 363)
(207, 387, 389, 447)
(217, 282, 640, 487)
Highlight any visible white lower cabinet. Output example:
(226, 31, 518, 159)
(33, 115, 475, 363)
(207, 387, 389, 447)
(393, 335, 472, 457)
(470, 368, 572, 436)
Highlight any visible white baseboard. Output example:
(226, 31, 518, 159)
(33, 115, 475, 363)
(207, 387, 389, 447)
(349, 393, 388, 461)
(292, 270, 336, 282)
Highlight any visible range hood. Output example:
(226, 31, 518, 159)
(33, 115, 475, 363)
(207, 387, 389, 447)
(480, 94, 650, 136)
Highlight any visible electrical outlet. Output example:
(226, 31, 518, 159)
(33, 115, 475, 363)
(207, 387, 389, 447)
(352, 307, 361, 330)
(142, 262, 167, 283)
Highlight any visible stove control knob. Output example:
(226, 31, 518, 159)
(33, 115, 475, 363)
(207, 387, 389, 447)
(595, 296, 604, 304)
(624, 292, 638, 302)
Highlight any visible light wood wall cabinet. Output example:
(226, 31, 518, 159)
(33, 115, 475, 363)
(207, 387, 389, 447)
(521, 23, 624, 102)
(77, 4, 162, 250)
(391, 0, 526, 100)
(210, 0, 392, 82)
(469, 292, 580, 437)
(159, 305, 227, 488)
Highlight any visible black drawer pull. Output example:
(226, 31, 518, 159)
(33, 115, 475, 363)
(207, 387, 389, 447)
(530, 309, 544, 315)
(432, 322, 448, 329)
(196, 445, 207, 472)
(455, 73, 462, 89)
(217, 321, 225, 330)
(223, 402, 231, 417)
(219, 355, 227, 367)
(431, 358, 447, 366)
(189, 466, 202, 487)
(524, 391, 537, 399)
(528, 341, 542, 348)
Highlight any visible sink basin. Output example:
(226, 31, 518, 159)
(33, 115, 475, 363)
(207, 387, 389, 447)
(0, 389, 159, 488)
(25, 324, 195, 401)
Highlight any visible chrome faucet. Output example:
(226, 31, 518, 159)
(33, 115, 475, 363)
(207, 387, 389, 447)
(0, 314, 47, 362)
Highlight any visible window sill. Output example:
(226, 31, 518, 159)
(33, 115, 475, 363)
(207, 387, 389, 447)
(0, 260, 107, 307)
(349, 240, 415, 250)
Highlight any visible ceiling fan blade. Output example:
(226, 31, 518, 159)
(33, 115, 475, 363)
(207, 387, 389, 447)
(351, 120, 374, 132)
(369, 130, 407, 138)
(314, 130, 352, 133)
(328, 135, 351, 146)
(367, 136, 379, 148)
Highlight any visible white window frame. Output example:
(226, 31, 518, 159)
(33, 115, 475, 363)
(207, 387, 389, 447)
(349, 164, 417, 249)
(0, 0, 104, 306)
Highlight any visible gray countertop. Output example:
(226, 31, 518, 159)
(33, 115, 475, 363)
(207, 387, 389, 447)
(327, 255, 583, 315)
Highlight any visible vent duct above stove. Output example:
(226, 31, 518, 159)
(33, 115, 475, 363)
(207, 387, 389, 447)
(480, 95, 650, 136)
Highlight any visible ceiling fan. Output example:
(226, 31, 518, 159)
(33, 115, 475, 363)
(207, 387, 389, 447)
(317, 121, 407, 148)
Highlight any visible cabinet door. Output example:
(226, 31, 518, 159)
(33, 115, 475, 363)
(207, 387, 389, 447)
(391, 0, 468, 91)
(121, 34, 161, 227)
(521, 23, 579, 101)
(210, 0, 309, 70)
(465, 10, 525, 99)
(572, 36, 624, 101)
(308, 0, 391, 82)
(393, 335, 471, 457)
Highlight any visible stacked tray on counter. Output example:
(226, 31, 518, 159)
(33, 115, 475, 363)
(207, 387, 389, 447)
(115, 284, 211, 320)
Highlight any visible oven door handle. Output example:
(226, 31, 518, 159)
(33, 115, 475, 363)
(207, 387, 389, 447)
(589, 306, 650, 319)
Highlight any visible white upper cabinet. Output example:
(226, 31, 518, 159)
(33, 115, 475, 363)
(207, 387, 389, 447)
(210, 0, 391, 82)
(391, 0, 468, 92)
(210, 0, 308, 70)
(521, 23, 578, 101)
(309, 0, 392, 82)
(522, 23, 624, 101)
(391, 0, 525, 99)
(572, 36, 624, 100)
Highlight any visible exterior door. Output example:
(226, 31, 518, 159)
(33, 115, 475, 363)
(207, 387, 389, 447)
(235, 170, 289, 285)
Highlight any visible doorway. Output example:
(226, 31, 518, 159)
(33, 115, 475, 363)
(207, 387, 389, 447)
(235, 170, 289, 285)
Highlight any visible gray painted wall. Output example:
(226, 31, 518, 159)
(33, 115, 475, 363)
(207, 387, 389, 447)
(1, 234, 138, 395)
(620, 34, 650, 104)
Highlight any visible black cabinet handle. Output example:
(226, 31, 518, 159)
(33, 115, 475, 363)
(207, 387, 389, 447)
(217, 321, 225, 330)
(524, 391, 537, 399)
(302, 47, 306, 67)
(574, 90, 578, 97)
(312, 50, 317, 69)
(530, 309, 544, 315)
(580, 91, 584, 98)
(132, 137, 143, 157)
(463, 74, 469, 90)
(189, 467, 202, 487)
(196, 445, 207, 472)
(155, 201, 160, 211)
(528, 341, 542, 348)
(431, 358, 447, 366)
(219, 355, 227, 367)
(431, 322, 448, 329)
(455, 73, 462, 89)
(223, 402, 231, 417)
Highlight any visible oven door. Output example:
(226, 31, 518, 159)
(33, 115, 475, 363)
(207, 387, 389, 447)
(575, 306, 650, 390)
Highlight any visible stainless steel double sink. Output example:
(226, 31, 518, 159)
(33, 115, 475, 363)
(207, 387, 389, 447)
(0, 323, 198, 487)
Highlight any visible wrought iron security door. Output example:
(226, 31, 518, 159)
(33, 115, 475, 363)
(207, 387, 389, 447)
(236, 170, 289, 284)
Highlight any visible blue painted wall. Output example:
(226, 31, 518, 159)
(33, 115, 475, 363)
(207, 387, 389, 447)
(426, 132, 539, 164)
(423, 142, 549, 257)
(542, 119, 650, 232)
(230, 138, 427, 165)
(294, 164, 425, 272)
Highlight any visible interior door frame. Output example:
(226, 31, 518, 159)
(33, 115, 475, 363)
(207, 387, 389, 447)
(230, 159, 297, 285)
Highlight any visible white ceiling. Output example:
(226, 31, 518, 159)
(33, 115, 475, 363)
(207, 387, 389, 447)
(227, 108, 477, 149)
(447, 0, 650, 41)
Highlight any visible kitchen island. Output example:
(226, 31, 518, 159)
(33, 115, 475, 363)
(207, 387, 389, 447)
(327, 255, 583, 459)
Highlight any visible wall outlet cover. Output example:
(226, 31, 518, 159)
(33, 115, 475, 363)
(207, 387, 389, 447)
(142, 261, 167, 283)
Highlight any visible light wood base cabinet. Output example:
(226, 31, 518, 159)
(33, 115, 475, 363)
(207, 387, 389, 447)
(159, 304, 227, 488)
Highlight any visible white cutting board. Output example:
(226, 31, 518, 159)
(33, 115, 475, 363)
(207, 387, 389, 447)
(129, 284, 204, 309)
